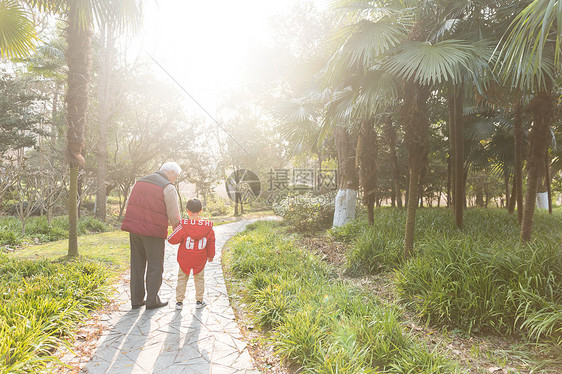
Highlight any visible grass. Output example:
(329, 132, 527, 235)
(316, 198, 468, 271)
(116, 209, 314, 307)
(0, 256, 112, 373)
(331, 208, 562, 344)
(1, 230, 130, 373)
(12, 230, 130, 275)
(206, 209, 275, 226)
(224, 221, 462, 373)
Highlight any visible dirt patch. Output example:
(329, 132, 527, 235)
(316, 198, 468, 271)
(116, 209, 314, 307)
(299, 236, 348, 267)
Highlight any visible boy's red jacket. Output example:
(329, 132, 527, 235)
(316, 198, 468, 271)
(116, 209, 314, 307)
(167, 218, 215, 275)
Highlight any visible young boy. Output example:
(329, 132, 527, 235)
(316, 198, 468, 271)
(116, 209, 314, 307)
(167, 198, 215, 310)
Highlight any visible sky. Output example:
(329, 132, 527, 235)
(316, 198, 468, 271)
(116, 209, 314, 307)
(129, 0, 330, 114)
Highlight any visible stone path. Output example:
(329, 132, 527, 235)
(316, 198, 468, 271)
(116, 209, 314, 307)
(82, 220, 259, 374)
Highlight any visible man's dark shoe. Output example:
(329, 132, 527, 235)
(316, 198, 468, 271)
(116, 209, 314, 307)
(131, 300, 146, 309)
(146, 301, 168, 310)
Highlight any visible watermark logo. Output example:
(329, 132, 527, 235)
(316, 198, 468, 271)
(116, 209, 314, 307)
(225, 169, 261, 204)
(225, 168, 338, 205)
(266, 168, 338, 204)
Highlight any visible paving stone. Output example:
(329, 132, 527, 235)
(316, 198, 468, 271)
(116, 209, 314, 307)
(81, 220, 260, 373)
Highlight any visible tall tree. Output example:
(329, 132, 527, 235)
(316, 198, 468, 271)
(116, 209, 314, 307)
(326, 0, 490, 256)
(496, 0, 561, 241)
(29, 0, 141, 256)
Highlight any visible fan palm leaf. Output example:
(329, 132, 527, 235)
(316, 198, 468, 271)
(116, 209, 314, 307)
(0, 0, 36, 59)
(272, 100, 323, 155)
(495, 0, 561, 89)
(384, 39, 490, 86)
(25, 0, 142, 31)
(332, 17, 409, 69)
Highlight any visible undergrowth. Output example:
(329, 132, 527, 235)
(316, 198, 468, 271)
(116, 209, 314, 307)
(0, 254, 110, 373)
(224, 221, 462, 373)
(331, 208, 562, 343)
(0, 215, 110, 247)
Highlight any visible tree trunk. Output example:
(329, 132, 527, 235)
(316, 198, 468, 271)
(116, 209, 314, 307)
(453, 84, 464, 228)
(333, 126, 358, 227)
(513, 98, 524, 223)
(504, 170, 510, 210)
(545, 149, 552, 214)
(404, 173, 409, 210)
(367, 195, 375, 223)
(446, 155, 451, 207)
(65, 6, 91, 257)
(508, 177, 516, 213)
(383, 115, 401, 208)
(402, 82, 429, 258)
(447, 91, 455, 210)
(404, 165, 420, 258)
(68, 165, 79, 257)
(177, 183, 184, 212)
(357, 118, 378, 225)
(95, 22, 114, 221)
(521, 90, 553, 242)
(50, 81, 60, 167)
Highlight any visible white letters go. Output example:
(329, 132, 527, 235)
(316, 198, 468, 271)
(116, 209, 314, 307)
(185, 237, 207, 250)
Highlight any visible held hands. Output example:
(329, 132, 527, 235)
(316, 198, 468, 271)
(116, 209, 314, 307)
(208, 257, 214, 262)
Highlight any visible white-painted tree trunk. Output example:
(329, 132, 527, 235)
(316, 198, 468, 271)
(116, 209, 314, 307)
(536, 192, 548, 209)
(333, 189, 357, 227)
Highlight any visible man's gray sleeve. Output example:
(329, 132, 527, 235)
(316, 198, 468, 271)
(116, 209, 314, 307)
(163, 184, 181, 228)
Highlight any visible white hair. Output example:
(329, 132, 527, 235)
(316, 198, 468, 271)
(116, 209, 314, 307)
(160, 162, 182, 175)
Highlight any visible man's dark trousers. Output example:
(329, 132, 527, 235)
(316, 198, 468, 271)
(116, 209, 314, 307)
(129, 233, 165, 307)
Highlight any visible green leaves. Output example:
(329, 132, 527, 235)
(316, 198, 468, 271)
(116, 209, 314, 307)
(333, 17, 409, 70)
(0, 0, 36, 59)
(1, 0, 142, 60)
(495, 0, 562, 90)
(271, 99, 325, 155)
(384, 40, 490, 86)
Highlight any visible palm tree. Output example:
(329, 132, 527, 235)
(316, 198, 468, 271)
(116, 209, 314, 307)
(2, 0, 142, 256)
(495, 0, 561, 241)
(327, 0, 490, 257)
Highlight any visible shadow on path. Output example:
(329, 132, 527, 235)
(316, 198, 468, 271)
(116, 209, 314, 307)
(83, 309, 150, 373)
(81, 220, 264, 373)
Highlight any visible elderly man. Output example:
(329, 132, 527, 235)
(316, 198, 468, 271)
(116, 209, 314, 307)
(121, 162, 182, 310)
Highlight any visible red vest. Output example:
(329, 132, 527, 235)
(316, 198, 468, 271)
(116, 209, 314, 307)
(121, 172, 171, 238)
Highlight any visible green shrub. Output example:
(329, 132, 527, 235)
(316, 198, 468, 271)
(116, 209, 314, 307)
(204, 197, 232, 217)
(0, 230, 21, 247)
(253, 283, 295, 328)
(273, 193, 334, 233)
(0, 254, 110, 373)
(331, 208, 562, 343)
(77, 216, 110, 234)
(0, 216, 110, 246)
(329, 219, 366, 243)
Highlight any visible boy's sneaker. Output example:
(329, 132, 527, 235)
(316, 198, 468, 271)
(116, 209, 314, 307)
(195, 300, 207, 309)
(175, 302, 183, 310)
